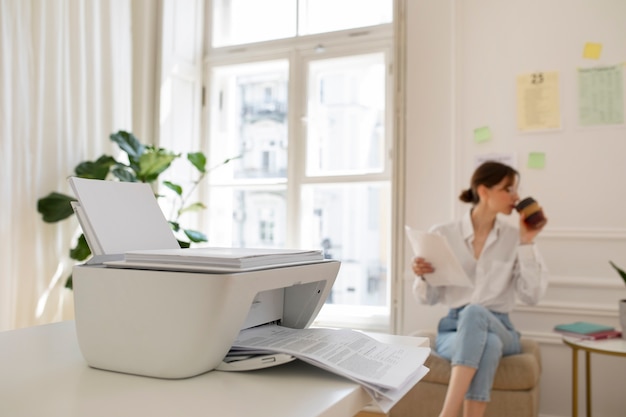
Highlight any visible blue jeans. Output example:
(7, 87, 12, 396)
(435, 304, 521, 402)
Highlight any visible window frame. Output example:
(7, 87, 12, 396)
(201, 13, 396, 332)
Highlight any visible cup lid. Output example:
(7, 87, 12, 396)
(516, 197, 536, 211)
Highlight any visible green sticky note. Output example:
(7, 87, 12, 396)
(473, 126, 492, 143)
(528, 152, 546, 169)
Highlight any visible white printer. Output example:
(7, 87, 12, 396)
(69, 177, 339, 379)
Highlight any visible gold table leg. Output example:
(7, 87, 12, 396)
(572, 346, 578, 417)
(585, 350, 591, 417)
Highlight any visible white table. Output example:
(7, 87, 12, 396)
(0, 321, 427, 417)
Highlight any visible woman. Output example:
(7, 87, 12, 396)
(412, 161, 549, 417)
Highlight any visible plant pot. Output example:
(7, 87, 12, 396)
(620, 299, 626, 339)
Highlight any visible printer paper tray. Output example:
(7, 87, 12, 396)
(104, 259, 329, 273)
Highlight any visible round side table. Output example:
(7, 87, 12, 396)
(562, 337, 626, 417)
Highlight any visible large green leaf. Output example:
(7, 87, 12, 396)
(163, 180, 183, 196)
(70, 234, 92, 261)
(188, 152, 207, 173)
(137, 148, 179, 182)
(110, 131, 145, 162)
(37, 192, 76, 223)
(169, 221, 181, 232)
(184, 229, 207, 243)
(111, 165, 137, 182)
(65, 275, 73, 290)
(74, 155, 117, 180)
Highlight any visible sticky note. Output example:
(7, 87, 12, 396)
(583, 42, 602, 60)
(527, 152, 546, 169)
(473, 126, 492, 143)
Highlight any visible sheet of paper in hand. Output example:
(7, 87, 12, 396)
(405, 226, 473, 287)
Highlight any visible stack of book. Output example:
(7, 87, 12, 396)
(553, 321, 622, 340)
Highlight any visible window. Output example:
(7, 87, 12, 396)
(203, 0, 394, 331)
(211, 0, 392, 47)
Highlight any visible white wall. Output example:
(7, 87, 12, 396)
(401, 1, 626, 417)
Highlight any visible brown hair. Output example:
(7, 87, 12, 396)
(459, 161, 519, 204)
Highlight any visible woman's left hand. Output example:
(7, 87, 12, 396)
(519, 212, 547, 244)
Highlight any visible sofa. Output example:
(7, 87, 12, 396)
(389, 331, 542, 417)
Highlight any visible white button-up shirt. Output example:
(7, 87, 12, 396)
(413, 211, 549, 313)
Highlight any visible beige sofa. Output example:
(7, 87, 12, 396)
(389, 332, 541, 417)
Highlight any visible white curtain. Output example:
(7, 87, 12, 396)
(0, 0, 132, 330)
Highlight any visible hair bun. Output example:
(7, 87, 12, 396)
(459, 188, 475, 203)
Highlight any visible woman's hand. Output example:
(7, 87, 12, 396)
(519, 212, 547, 244)
(412, 257, 435, 277)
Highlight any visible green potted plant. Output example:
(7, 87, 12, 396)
(37, 130, 236, 289)
(609, 261, 626, 339)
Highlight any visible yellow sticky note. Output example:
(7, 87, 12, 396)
(473, 126, 492, 143)
(583, 42, 602, 59)
(527, 152, 546, 169)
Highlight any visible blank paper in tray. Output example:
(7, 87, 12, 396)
(123, 247, 325, 268)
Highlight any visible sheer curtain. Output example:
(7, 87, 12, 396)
(0, 0, 132, 330)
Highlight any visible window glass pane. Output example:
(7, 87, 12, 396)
(209, 61, 288, 181)
(300, 182, 390, 307)
(208, 186, 287, 248)
(298, 0, 392, 35)
(306, 53, 386, 176)
(212, 0, 296, 47)
(211, 0, 392, 47)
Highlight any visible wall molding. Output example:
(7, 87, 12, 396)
(548, 274, 623, 289)
(519, 330, 563, 345)
(540, 228, 626, 240)
(515, 302, 619, 317)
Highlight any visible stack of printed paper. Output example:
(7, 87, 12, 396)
(228, 324, 431, 413)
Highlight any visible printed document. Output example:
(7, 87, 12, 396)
(229, 325, 430, 413)
(405, 226, 472, 287)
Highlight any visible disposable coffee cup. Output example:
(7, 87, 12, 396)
(515, 197, 547, 229)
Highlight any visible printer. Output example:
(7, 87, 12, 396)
(69, 177, 339, 379)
